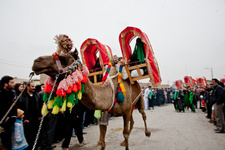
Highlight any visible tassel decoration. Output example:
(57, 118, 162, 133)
(41, 103, 48, 116)
(82, 65, 89, 75)
(94, 110, 102, 119)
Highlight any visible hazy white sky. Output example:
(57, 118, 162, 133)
(0, 0, 225, 85)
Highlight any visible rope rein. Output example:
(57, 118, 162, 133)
(105, 73, 118, 111)
(32, 74, 59, 150)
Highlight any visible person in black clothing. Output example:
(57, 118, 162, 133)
(176, 88, 185, 112)
(205, 85, 213, 119)
(18, 82, 42, 150)
(14, 83, 24, 96)
(0, 76, 17, 150)
(211, 78, 225, 133)
(39, 90, 57, 150)
(61, 100, 86, 149)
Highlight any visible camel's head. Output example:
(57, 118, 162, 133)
(32, 48, 80, 76)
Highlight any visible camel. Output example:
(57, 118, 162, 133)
(32, 49, 151, 150)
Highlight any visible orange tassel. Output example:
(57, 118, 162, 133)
(77, 81, 81, 90)
(66, 86, 72, 94)
(81, 75, 87, 83)
(72, 84, 78, 92)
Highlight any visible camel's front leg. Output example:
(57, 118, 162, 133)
(122, 113, 131, 150)
(97, 123, 107, 150)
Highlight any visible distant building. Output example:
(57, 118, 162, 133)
(14, 77, 40, 86)
(138, 82, 170, 89)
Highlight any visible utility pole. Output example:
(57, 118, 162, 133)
(204, 68, 213, 79)
(210, 68, 213, 79)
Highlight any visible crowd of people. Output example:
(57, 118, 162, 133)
(143, 78, 225, 134)
(1, 75, 225, 150)
(143, 86, 174, 110)
(0, 75, 97, 150)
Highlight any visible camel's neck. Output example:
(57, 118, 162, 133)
(81, 78, 115, 111)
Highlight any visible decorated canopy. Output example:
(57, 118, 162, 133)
(119, 26, 161, 86)
(175, 80, 183, 88)
(197, 77, 207, 88)
(80, 38, 113, 71)
(184, 76, 194, 87)
(222, 78, 225, 84)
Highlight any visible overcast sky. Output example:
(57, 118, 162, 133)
(0, 0, 225, 85)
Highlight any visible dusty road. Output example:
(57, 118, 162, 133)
(54, 104, 225, 150)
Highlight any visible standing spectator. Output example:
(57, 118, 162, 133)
(18, 82, 42, 149)
(0, 76, 17, 150)
(200, 95, 206, 112)
(156, 89, 161, 106)
(12, 109, 28, 150)
(158, 89, 164, 105)
(61, 100, 86, 149)
(205, 85, 213, 119)
(212, 78, 225, 133)
(148, 86, 154, 110)
(167, 88, 172, 103)
(14, 83, 24, 96)
(143, 86, 150, 110)
(152, 90, 157, 107)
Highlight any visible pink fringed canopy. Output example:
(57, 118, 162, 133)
(222, 78, 225, 83)
(80, 38, 113, 71)
(197, 77, 207, 88)
(184, 76, 194, 87)
(119, 26, 161, 86)
(175, 80, 183, 88)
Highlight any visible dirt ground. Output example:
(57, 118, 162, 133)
(54, 104, 225, 150)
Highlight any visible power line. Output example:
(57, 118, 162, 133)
(0, 61, 31, 68)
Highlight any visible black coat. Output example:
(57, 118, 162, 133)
(0, 88, 17, 125)
(212, 85, 224, 104)
(18, 91, 42, 120)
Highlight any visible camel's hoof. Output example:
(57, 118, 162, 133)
(97, 145, 105, 150)
(145, 130, 151, 137)
(120, 141, 126, 147)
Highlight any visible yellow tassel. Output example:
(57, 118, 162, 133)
(41, 103, 48, 116)
(67, 102, 73, 108)
(61, 100, 67, 112)
(52, 105, 59, 115)
(120, 83, 126, 96)
(94, 110, 101, 119)
(78, 90, 82, 100)
(47, 99, 55, 109)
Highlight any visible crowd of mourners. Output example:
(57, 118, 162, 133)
(1, 75, 225, 150)
(143, 78, 225, 134)
(142, 86, 175, 110)
(0, 75, 97, 150)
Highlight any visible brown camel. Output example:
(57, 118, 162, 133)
(32, 49, 150, 150)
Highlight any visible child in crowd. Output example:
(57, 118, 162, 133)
(12, 109, 28, 150)
(200, 95, 206, 112)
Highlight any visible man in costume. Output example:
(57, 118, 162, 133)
(184, 86, 195, 112)
(173, 86, 185, 112)
(0, 75, 17, 150)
